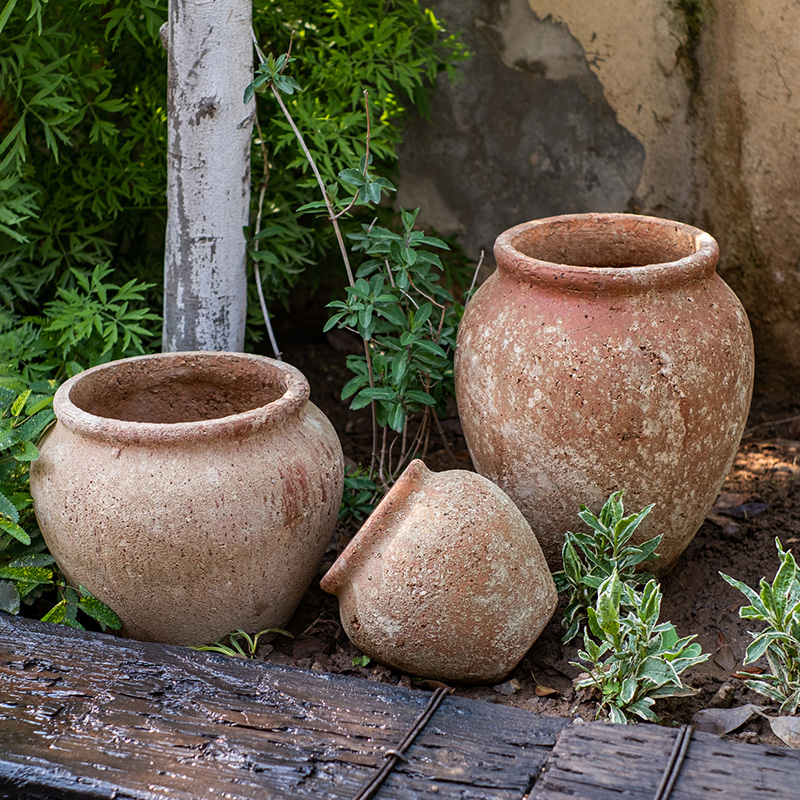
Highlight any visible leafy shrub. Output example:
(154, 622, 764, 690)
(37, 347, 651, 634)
(722, 538, 800, 713)
(552, 491, 662, 642)
(573, 570, 708, 723)
(248, 0, 469, 312)
(2, 0, 468, 337)
(249, 46, 468, 488)
(0, 264, 158, 624)
(0, 0, 168, 312)
(339, 466, 381, 524)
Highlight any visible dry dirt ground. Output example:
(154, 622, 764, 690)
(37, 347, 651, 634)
(253, 336, 800, 747)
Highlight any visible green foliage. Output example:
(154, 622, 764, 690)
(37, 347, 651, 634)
(552, 492, 662, 643)
(44, 263, 159, 362)
(327, 208, 458, 438)
(721, 539, 800, 714)
(339, 466, 381, 524)
(247, 0, 469, 314)
(192, 627, 294, 659)
(0, 0, 168, 312)
(573, 571, 708, 724)
(248, 45, 468, 484)
(352, 653, 371, 667)
(2, 0, 467, 345)
(0, 265, 157, 624)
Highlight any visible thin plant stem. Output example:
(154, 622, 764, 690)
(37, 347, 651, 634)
(331, 91, 372, 222)
(421, 411, 432, 460)
(465, 250, 485, 306)
(269, 86, 356, 286)
(431, 408, 456, 462)
(378, 424, 388, 488)
(393, 411, 428, 476)
(400, 416, 408, 465)
(251, 114, 281, 360)
(252, 30, 382, 471)
(744, 414, 800, 436)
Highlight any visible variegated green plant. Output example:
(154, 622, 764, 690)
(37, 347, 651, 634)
(553, 491, 662, 643)
(721, 538, 800, 714)
(573, 571, 708, 724)
(0, 383, 120, 630)
(192, 627, 293, 659)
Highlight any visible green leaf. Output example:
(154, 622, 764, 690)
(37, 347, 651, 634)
(10, 390, 31, 417)
(78, 587, 121, 631)
(12, 441, 39, 461)
(0, 0, 20, 36)
(608, 705, 629, 724)
(339, 168, 366, 188)
(627, 697, 659, 722)
(387, 403, 406, 432)
(403, 390, 436, 407)
(0, 492, 20, 524)
(0, 519, 31, 545)
(721, 572, 769, 617)
(0, 580, 19, 614)
(0, 564, 52, 583)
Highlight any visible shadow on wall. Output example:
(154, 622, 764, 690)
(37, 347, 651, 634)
(398, 0, 645, 261)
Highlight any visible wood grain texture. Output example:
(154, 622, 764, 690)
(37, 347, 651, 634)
(0, 613, 567, 799)
(531, 720, 800, 799)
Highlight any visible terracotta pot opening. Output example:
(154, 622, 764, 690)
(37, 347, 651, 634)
(511, 215, 701, 269)
(68, 353, 289, 424)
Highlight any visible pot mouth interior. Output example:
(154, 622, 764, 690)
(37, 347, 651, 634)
(510, 215, 706, 268)
(68, 353, 294, 425)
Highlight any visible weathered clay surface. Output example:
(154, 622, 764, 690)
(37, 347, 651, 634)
(30, 352, 344, 645)
(455, 213, 755, 572)
(320, 459, 557, 683)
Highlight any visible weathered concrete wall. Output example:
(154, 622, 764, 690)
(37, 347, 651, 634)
(398, 0, 800, 395)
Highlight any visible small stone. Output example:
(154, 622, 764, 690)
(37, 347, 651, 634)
(709, 682, 736, 708)
(493, 679, 521, 696)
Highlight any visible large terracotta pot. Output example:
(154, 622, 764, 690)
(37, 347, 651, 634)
(30, 352, 344, 645)
(320, 460, 557, 683)
(455, 213, 754, 572)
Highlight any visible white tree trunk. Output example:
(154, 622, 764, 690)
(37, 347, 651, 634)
(163, 0, 254, 352)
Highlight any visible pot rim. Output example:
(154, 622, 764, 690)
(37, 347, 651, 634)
(52, 351, 310, 444)
(494, 213, 719, 292)
(320, 458, 430, 595)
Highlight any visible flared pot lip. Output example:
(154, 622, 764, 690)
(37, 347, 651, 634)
(494, 213, 719, 292)
(52, 351, 310, 444)
(320, 459, 431, 595)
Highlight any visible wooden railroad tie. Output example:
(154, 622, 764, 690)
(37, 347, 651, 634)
(2, 614, 800, 799)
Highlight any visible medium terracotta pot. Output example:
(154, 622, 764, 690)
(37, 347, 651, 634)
(320, 460, 557, 683)
(455, 213, 754, 572)
(30, 352, 344, 645)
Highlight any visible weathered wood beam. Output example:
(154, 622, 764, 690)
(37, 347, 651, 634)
(531, 719, 800, 799)
(0, 614, 567, 799)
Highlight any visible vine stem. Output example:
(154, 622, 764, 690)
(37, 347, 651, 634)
(330, 91, 372, 222)
(251, 29, 379, 473)
(251, 113, 281, 360)
(465, 250, 485, 306)
(253, 27, 356, 289)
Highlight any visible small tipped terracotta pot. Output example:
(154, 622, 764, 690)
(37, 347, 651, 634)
(455, 213, 754, 572)
(30, 352, 344, 645)
(321, 460, 557, 683)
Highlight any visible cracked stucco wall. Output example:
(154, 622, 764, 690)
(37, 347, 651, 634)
(398, 0, 800, 394)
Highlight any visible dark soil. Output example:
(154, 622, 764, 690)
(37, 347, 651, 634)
(253, 332, 800, 747)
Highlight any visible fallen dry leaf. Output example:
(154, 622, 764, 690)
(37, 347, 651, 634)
(692, 704, 764, 735)
(534, 683, 559, 697)
(769, 716, 800, 747)
(713, 631, 738, 672)
(736, 666, 766, 676)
